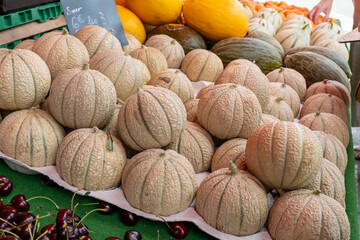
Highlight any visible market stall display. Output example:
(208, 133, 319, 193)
(0, 0, 358, 239)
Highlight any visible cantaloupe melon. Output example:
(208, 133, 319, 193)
(74, 25, 122, 58)
(196, 162, 268, 236)
(197, 84, 262, 139)
(166, 121, 214, 173)
(211, 138, 247, 172)
(103, 99, 123, 139)
(117, 86, 186, 151)
(269, 82, 300, 117)
(245, 121, 322, 190)
(260, 113, 279, 126)
(268, 189, 350, 240)
(184, 99, 199, 123)
(0, 108, 65, 167)
(0, 49, 51, 110)
(314, 131, 348, 174)
(263, 96, 294, 121)
(147, 70, 194, 103)
(14, 39, 36, 50)
(48, 64, 117, 129)
(130, 45, 168, 76)
(196, 84, 214, 99)
(122, 149, 197, 216)
(215, 59, 270, 110)
(122, 34, 142, 54)
(90, 50, 150, 101)
(56, 127, 126, 190)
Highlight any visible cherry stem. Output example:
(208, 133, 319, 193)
(0, 217, 17, 228)
(156, 215, 174, 233)
(0, 229, 20, 238)
(76, 202, 99, 206)
(32, 216, 39, 239)
(74, 208, 108, 228)
(27, 196, 60, 210)
(35, 229, 49, 240)
(72, 203, 79, 226)
(71, 188, 82, 211)
(28, 206, 44, 213)
(10, 212, 55, 230)
(80, 222, 93, 233)
(28, 223, 34, 240)
(0, 183, 4, 186)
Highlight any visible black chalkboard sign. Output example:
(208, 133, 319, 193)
(60, 0, 128, 45)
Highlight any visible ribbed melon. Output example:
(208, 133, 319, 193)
(196, 163, 268, 236)
(0, 49, 51, 110)
(14, 39, 36, 50)
(56, 127, 126, 190)
(211, 138, 247, 172)
(90, 49, 151, 101)
(147, 23, 207, 54)
(275, 25, 310, 53)
(268, 189, 350, 240)
(312, 20, 344, 34)
(0, 108, 65, 167)
(300, 93, 349, 125)
(269, 82, 300, 117)
(248, 17, 276, 36)
(118, 86, 186, 151)
(299, 112, 349, 146)
(211, 37, 282, 74)
(166, 121, 214, 173)
(314, 39, 349, 61)
(185, 99, 199, 123)
(306, 80, 351, 107)
(314, 131, 348, 174)
(122, 149, 197, 216)
(215, 59, 270, 110)
(245, 121, 322, 190)
(130, 45, 168, 76)
(181, 49, 223, 82)
(284, 51, 350, 90)
(254, 8, 283, 30)
(122, 34, 142, 54)
(285, 46, 352, 78)
(74, 25, 122, 58)
(103, 99, 123, 139)
(147, 70, 194, 103)
(197, 84, 262, 139)
(145, 35, 185, 69)
(303, 158, 345, 204)
(266, 67, 307, 100)
(311, 28, 343, 46)
(48, 64, 117, 129)
(33, 28, 89, 80)
(260, 113, 279, 125)
(246, 30, 284, 57)
(263, 96, 294, 121)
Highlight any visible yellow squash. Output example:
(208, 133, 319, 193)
(116, 6, 146, 43)
(183, 0, 248, 41)
(127, 0, 182, 25)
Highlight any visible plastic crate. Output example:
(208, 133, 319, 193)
(0, 26, 68, 49)
(0, 2, 63, 31)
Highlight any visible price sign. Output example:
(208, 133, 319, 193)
(60, 0, 128, 45)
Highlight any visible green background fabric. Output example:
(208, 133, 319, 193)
(0, 159, 216, 240)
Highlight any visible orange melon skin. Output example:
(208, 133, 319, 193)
(116, 6, 146, 43)
(183, 0, 249, 42)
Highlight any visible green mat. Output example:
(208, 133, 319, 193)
(0, 159, 215, 239)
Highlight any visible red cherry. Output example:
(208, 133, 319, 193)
(16, 224, 35, 240)
(57, 224, 79, 240)
(56, 209, 74, 227)
(0, 209, 17, 227)
(41, 224, 57, 240)
(1, 205, 18, 215)
(105, 238, 121, 240)
(0, 176, 13, 196)
(34, 233, 51, 240)
(120, 210, 138, 226)
(10, 194, 30, 212)
(0, 199, 3, 209)
(98, 201, 116, 215)
(169, 222, 188, 239)
(77, 224, 89, 236)
(0, 237, 19, 240)
(16, 212, 35, 225)
(124, 230, 142, 240)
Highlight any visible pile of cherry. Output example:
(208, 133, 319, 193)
(0, 175, 188, 240)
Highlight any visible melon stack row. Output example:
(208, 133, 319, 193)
(0, 21, 352, 239)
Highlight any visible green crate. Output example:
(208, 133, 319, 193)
(0, 25, 68, 49)
(0, 2, 63, 31)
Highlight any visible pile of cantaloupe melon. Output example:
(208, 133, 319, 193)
(0, 24, 351, 239)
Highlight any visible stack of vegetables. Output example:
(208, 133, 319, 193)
(0, 0, 355, 239)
